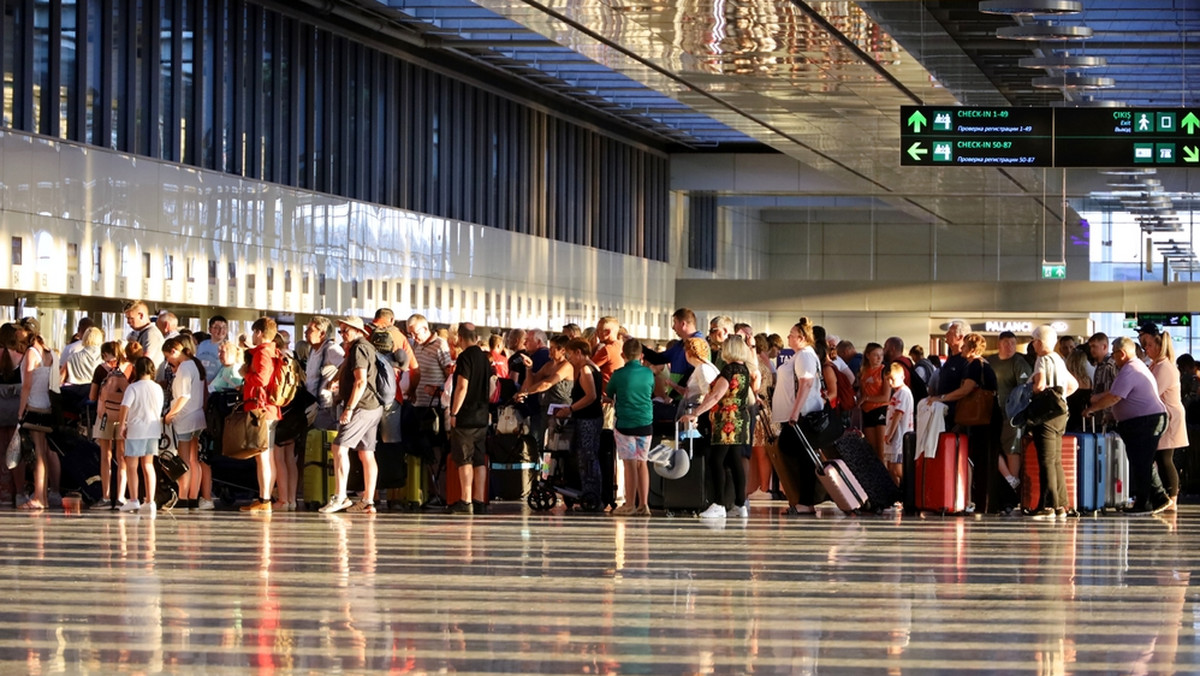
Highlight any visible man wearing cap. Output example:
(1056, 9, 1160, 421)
(446, 323, 490, 514)
(319, 315, 383, 514)
(1083, 336, 1172, 515)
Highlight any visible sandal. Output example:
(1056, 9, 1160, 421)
(347, 500, 376, 514)
(18, 500, 45, 511)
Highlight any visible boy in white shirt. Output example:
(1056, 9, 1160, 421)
(883, 363, 914, 486)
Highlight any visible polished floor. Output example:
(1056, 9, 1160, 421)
(0, 501, 1197, 675)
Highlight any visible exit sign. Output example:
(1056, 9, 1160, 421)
(1042, 263, 1066, 279)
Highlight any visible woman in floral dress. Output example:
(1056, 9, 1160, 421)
(680, 336, 760, 519)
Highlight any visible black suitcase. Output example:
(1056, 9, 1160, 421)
(902, 432, 918, 514)
(831, 431, 901, 512)
(375, 443, 409, 489)
(599, 429, 617, 509)
(661, 437, 711, 515)
(488, 433, 538, 501)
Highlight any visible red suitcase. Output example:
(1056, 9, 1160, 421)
(915, 432, 970, 514)
(1021, 436, 1077, 512)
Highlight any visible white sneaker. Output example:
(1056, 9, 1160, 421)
(747, 490, 771, 501)
(197, 498, 215, 511)
(319, 495, 352, 514)
(734, 504, 750, 517)
(698, 504, 727, 519)
(118, 500, 141, 513)
(140, 501, 156, 514)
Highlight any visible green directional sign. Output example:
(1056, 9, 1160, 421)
(1184, 146, 1199, 163)
(1126, 313, 1193, 328)
(907, 110, 927, 133)
(1183, 112, 1199, 134)
(907, 142, 927, 161)
(1041, 263, 1066, 280)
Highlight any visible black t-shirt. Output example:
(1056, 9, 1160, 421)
(338, 339, 380, 411)
(571, 364, 604, 420)
(965, 358, 998, 391)
(452, 345, 491, 428)
(939, 353, 968, 396)
(508, 351, 528, 387)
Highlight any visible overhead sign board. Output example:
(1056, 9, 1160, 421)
(900, 106, 1054, 167)
(901, 107, 1200, 168)
(1124, 312, 1192, 328)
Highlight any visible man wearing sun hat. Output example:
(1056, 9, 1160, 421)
(319, 315, 384, 514)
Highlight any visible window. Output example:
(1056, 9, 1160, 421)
(165, 255, 174, 280)
(143, 252, 152, 278)
(12, 237, 22, 266)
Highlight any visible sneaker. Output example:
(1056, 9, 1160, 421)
(747, 490, 772, 501)
(472, 501, 488, 515)
(734, 504, 750, 517)
(1029, 508, 1056, 521)
(1006, 475, 1020, 490)
(240, 498, 272, 512)
(635, 504, 651, 516)
(612, 503, 636, 516)
(118, 500, 141, 513)
(197, 498, 215, 511)
(47, 490, 63, 508)
(1055, 508, 1067, 520)
(90, 499, 112, 510)
(140, 501, 156, 514)
(698, 504, 727, 519)
(446, 500, 473, 514)
(782, 505, 815, 516)
(318, 495, 351, 514)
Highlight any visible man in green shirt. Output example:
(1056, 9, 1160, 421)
(606, 338, 655, 516)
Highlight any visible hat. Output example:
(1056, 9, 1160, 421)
(1137, 321, 1160, 337)
(337, 315, 366, 334)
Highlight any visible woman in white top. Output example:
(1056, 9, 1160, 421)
(163, 337, 208, 509)
(1027, 324, 1079, 520)
(678, 337, 721, 414)
(771, 318, 825, 515)
(16, 322, 56, 511)
(118, 357, 164, 513)
(1139, 326, 1187, 510)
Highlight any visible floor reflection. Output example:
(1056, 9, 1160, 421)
(0, 506, 1196, 674)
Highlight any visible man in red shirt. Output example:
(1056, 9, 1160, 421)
(591, 316, 625, 391)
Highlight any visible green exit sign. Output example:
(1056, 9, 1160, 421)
(1041, 263, 1066, 279)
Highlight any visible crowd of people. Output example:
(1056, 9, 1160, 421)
(1, 302, 1193, 521)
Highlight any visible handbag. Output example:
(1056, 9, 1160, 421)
(156, 449, 189, 482)
(222, 408, 272, 459)
(801, 403, 844, 450)
(19, 406, 54, 433)
(5, 426, 21, 469)
(954, 387, 996, 427)
(1024, 386, 1067, 427)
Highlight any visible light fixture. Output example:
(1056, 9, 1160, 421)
(997, 23, 1093, 40)
(1034, 74, 1115, 89)
(1019, 54, 1106, 69)
(1107, 179, 1162, 189)
(1051, 99, 1124, 107)
(979, 0, 1083, 15)
(1099, 168, 1157, 176)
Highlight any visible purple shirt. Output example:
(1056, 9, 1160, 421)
(1109, 359, 1167, 421)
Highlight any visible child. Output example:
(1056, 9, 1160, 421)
(883, 362, 913, 487)
(117, 357, 164, 513)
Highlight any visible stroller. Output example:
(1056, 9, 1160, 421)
(526, 416, 604, 513)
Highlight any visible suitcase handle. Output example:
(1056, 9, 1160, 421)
(788, 421, 826, 469)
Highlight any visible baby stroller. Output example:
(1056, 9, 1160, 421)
(526, 416, 604, 513)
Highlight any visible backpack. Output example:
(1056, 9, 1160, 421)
(374, 352, 397, 408)
(831, 366, 856, 412)
(914, 358, 939, 395)
(895, 358, 928, 402)
(266, 352, 302, 407)
(495, 404, 528, 436)
(99, 366, 130, 417)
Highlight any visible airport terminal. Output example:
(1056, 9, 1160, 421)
(0, 0, 1198, 673)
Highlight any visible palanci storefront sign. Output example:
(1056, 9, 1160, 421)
(932, 319, 1076, 336)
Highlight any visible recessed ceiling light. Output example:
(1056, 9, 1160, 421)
(1034, 74, 1115, 89)
(1099, 168, 1157, 176)
(979, 0, 1083, 15)
(997, 23, 1093, 40)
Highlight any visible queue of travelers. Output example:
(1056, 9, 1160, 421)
(0, 302, 1193, 521)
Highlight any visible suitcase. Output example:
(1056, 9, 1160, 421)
(599, 430, 618, 509)
(1021, 435, 1078, 512)
(916, 432, 970, 514)
(302, 429, 334, 507)
(832, 430, 901, 511)
(765, 437, 806, 507)
(1105, 429, 1132, 509)
(901, 432, 918, 514)
(1070, 418, 1106, 514)
(401, 454, 431, 509)
(660, 434, 711, 516)
(375, 443, 409, 490)
(446, 455, 489, 505)
(792, 422, 865, 514)
(488, 433, 538, 501)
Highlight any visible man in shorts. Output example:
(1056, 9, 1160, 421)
(447, 323, 490, 514)
(605, 338, 655, 516)
(320, 316, 384, 514)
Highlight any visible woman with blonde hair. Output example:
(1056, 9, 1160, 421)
(1139, 324, 1187, 510)
(680, 336, 760, 519)
(1065, 347, 1093, 432)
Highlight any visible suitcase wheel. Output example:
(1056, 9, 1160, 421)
(579, 492, 602, 513)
